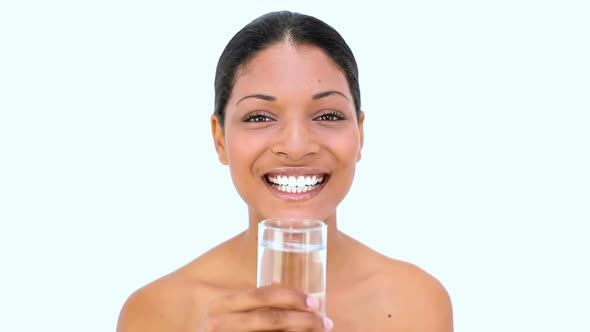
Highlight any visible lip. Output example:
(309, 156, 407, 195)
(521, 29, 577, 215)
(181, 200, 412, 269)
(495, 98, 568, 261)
(264, 167, 330, 177)
(262, 167, 330, 201)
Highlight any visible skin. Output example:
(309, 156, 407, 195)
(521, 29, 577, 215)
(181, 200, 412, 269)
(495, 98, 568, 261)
(117, 42, 453, 332)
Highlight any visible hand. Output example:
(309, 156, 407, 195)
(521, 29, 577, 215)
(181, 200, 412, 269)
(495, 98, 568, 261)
(197, 284, 333, 331)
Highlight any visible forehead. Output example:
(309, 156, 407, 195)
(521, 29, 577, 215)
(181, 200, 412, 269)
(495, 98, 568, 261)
(231, 42, 351, 100)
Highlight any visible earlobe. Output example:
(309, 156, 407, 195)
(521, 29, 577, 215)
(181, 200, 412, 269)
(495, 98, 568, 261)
(211, 115, 228, 165)
(357, 111, 365, 162)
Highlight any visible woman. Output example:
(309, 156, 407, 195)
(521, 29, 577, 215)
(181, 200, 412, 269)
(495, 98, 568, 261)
(117, 11, 453, 332)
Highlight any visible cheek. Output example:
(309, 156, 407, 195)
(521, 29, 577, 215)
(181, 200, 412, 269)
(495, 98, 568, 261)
(224, 130, 268, 183)
(225, 130, 259, 163)
(321, 130, 361, 164)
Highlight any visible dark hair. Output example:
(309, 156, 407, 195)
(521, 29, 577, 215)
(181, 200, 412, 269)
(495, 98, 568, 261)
(213, 11, 361, 127)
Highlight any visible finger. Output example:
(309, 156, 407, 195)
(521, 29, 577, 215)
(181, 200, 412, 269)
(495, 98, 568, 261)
(209, 309, 328, 332)
(208, 284, 320, 314)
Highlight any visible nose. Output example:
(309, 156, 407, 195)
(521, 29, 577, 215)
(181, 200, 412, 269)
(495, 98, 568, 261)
(271, 118, 320, 161)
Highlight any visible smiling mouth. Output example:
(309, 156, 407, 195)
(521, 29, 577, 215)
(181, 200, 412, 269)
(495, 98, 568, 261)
(263, 174, 328, 194)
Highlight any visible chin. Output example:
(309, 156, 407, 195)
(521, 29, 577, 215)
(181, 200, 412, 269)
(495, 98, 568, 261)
(254, 207, 335, 223)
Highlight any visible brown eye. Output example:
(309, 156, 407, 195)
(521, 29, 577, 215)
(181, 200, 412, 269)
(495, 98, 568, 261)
(314, 111, 345, 121)
(242, 112, 275, 122)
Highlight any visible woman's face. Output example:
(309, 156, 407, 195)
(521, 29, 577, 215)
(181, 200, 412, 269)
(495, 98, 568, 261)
(212, 42, 364, 222)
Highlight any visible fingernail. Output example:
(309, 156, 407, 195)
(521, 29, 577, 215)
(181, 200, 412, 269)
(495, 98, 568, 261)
(306, 295, 319, 309)
(323, 317, 334, 330)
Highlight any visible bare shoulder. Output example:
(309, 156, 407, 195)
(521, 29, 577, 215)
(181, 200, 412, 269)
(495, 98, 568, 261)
(116, 269, 205, 332)
(116, 235, 245, 332)
(378, 255, 454, 331)
(337, 234, 453, 331)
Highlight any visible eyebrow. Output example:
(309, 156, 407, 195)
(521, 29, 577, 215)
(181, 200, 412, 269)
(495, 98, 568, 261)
(236, 94, 276, 105)
(312, 90, 349, 101)
(236, 90, 349, 105)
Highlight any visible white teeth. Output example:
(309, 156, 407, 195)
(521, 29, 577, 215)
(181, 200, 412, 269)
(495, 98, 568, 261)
(296, 176, 305, 187)
(266, 174, 327, 194)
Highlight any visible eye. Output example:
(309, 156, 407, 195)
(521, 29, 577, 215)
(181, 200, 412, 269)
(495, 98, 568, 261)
(314, 110, 346, 121)
(242, 111, 275, 123)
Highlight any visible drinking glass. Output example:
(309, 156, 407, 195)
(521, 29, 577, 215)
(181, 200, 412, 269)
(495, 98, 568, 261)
(257, 218, 328, 314)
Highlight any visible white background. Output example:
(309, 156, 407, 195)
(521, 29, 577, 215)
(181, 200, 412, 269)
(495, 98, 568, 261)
(1, 1, 588, 331)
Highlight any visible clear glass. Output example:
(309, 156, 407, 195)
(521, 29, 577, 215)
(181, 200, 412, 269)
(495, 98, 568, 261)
(257, 218, 328, 314)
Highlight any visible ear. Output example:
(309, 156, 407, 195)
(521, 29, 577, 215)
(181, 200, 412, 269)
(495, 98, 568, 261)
(211, 114, 228, 165)
(356, 111, 365, 162)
